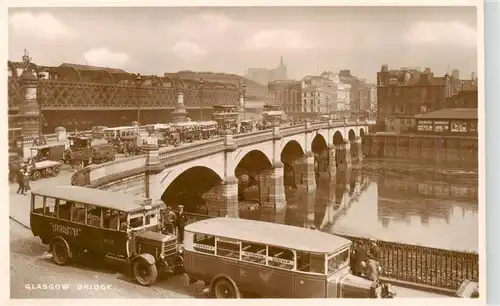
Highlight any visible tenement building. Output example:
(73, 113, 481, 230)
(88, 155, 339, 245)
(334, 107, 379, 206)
(377, 65, 453, 132)
(299, 71, 351, 118)
(267, 80, 302, 115)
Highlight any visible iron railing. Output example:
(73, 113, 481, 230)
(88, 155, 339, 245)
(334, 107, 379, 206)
(184, 212, 478, 291)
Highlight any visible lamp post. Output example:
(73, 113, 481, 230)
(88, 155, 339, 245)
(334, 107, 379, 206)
(36, 72, 47, 145)
(199, 78, 204, 121)
(135, 73, 143, 126)
(241, 82, 247, 120)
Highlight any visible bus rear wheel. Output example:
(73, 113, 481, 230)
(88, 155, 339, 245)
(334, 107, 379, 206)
(51, 240, 70, 266)
(212, 278, 241, 299)
(132, 259, 158, 286)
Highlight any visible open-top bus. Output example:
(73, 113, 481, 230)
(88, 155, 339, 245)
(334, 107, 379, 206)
(183, 217, 395, 299)
(30, 185, 184, 286)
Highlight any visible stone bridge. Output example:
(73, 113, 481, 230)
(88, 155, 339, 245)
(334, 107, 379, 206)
(72, 120, 370, 217)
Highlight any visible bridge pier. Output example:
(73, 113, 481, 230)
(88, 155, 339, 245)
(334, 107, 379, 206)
(339, 140, 352, 170)
(295, 151, 316, 191)
(355, 137, 363, 163)
(316, 149, 330, 180)
(219, 176, 239, 218)
(259, 162, 286, 210)
(327, 144, 337, 177)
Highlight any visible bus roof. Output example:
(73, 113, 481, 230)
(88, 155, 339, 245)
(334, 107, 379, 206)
(213, 105, 238, 109)
(104, 126, 136, 131)
(185, 217, 351, 253)
(31, 185, 153, 213)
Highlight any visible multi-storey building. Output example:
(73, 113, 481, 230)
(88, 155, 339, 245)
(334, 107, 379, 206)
(267, 80, 302, 115)
(377, 65, 453, 132)
(299, 71, 351, 118)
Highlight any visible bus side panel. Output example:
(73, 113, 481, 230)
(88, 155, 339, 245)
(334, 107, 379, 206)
(101, 229, 128, 257)
(184, 251, 216, 283)
(214, 257, 241, 284)
(31, 217, 90, 250)
(293, 275, 326, 298)
(262, 268, 295, 298)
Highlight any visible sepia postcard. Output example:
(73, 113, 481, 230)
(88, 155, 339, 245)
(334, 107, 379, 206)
(1, 0, 486, 305)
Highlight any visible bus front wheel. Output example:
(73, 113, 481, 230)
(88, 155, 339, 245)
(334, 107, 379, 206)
(132, 259, 158, 286)
(212, 278, 241, 299)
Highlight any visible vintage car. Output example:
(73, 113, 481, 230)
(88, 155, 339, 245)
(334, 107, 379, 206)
(65, 136, 115, 169)
(29, 185, 184, 286)
(182, 217, 396, 299)
(168, 132, 181, 147)
(28, 146, 64, 180)
(30, 143, 66, 163)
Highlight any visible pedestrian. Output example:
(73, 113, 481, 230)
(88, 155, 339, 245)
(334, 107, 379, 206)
(22, 166, 31, 195)
(350, 241, 368, 277)
(366, 238, 382, 281)
(163, 206, 177, 235)
(176, 205, 188, 243)
(16, 164, 25, 194)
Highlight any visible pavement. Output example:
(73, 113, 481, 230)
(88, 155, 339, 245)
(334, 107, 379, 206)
(8, 166, 449, 299)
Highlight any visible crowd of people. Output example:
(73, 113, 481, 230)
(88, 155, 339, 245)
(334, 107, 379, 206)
(15, 163, 31, 196)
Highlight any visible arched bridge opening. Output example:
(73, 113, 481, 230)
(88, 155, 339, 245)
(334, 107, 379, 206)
(161, 166, 222, 213)
(311, 134, 328, 179)
(235, 150, 273, 203)
(281, 140, 305, 188)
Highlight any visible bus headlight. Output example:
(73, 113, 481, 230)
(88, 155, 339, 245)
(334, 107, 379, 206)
(178, 245, 184, 254)
(160, 252, 166, 260)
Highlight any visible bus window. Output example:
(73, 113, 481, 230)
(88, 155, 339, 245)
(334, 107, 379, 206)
(327, 249, 350, 274)
(193, 233, 215, 255)
(87, 205, 103, 227)
(45, 197, 57, 217)
(297, 252, 325, 274)
(119, 212, 127, 231)
(71, 203, 86, 224)
(216, 237, 240, 260)
(130, 215, 144, 229)
(32, 195, 44, 214)
(145, 212, 158, 226)
(57, 200, 71, 221)
(104, 209, 120, 230)
(241, 242, 266, 265)
(268, 246, 295, 270)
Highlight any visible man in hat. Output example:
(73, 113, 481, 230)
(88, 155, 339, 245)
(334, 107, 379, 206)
(366, 238, 382, 281)
(163, 206, 177, 235)
(176, 205, 188, 243)
(16, 163, 25, 194)
(350, 241, 367, 277)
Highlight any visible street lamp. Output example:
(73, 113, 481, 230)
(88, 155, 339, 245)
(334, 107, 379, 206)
(199, 78, 204, 121)
(241, 81, 247, 120)
(135, 73, 143, 125)
(36, 72, 47, 146)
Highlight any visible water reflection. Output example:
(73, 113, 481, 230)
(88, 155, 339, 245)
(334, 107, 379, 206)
(241, 164, 478, 253)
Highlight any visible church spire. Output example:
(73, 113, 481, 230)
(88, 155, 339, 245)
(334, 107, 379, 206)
(279, 56, 284, 67)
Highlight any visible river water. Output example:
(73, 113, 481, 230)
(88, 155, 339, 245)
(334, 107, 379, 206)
(239, 162, 478, 253)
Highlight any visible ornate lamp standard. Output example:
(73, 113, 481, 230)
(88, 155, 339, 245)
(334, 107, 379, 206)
(198, 78, 204, 121)
(135, 73, 143, 125)
(36, 72, 47, 145)
(241, 81, 247, 120)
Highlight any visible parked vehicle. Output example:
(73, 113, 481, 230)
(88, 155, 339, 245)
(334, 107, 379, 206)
(168, 132, 181, 147)
(27, 147, 63, 180)
(30, 185, 184, 286)
(182, 217, 396, 299)
(199, 121, 218, 139)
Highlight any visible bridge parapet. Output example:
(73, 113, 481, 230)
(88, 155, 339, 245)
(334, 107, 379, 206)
(158, 138, 225, 164)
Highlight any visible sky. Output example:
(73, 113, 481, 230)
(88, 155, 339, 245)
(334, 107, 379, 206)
(8, 6, 478, 82)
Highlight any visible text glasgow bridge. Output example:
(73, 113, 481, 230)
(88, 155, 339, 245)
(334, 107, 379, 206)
(69, 119, 478, 294)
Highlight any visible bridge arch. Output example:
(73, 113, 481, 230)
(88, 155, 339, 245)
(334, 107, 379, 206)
(281, 140, 305, 187)
(234, 149, 273, 178)
(160, 165, 223, 212)
(348, 129, 356, 141)
(333, 131, 344, 145)
(311, 133, 328, 153)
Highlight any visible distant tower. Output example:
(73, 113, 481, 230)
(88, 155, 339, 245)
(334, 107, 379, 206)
(471, 72, 477, 80)
(276, 56, 287, 80)
(451, 69, 460, 80)
(19, 49, 41, 139)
